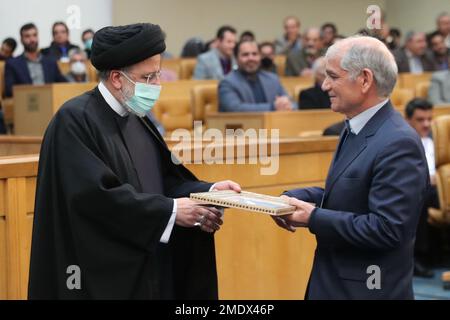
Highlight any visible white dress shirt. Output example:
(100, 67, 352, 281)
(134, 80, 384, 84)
(421, 136, 436, 177)
(405, 49, 424, 74)
(347, 99, 389, 135)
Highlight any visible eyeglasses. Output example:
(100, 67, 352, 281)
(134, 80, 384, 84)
(119, 70, 162, 84)
(142, 70, 162, 84)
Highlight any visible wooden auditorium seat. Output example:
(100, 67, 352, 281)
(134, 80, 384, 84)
(398, 72, 433, 93)
(280, 76, 314, 98)
(0, 61, 5, 98)
(390, 88, 414, 110)
(274, 55, 286, 76)
(191, 83, 219, 122)
(429, 115, 450, 225)
(415, 81, 431, 99)
(161, 58, 181, 79)
(179, 58, 197, 79)
(153, 97, 193, 134)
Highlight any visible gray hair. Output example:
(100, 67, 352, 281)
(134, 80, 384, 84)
(326, 35, 398, 97)
(437, 11, 450, 22)
(312, 57, 326, 76)
(99, 67, 130, 81)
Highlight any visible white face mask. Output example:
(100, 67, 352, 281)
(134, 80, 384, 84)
(70, 61, 86, 75)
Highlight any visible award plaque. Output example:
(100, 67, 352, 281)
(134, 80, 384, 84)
(190, 190, 296, 216)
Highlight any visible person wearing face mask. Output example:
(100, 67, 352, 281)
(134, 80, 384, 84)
(65, 48, 89, 82)
(81, 28, 95, 59)
(28, 23, 241, 300)
(259, 41, 277, 74)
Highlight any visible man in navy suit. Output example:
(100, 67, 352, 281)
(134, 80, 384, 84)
(4, 23, 66, 97)
(274, 36, 429, 299)
(219, 40, 294, 112)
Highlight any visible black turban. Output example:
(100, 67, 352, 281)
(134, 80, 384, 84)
(91, 23, 166, 71)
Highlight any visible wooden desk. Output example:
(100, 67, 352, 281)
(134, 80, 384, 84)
(206, 110, 344, 137)
(0, 136, 42, 156)
(13, 83, 98, 135)
(0, 137, 337, 299)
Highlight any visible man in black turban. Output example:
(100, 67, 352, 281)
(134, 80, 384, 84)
(28, 23, 240, 299)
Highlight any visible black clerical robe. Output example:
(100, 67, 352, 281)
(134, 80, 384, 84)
(28, 87, 217, 299)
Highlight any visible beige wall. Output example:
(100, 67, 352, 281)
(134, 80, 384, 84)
(386, 0, 449, 39)
(113, 0, 386, 56)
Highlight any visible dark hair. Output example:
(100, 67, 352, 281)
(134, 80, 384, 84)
(258, 41, 275, 52)
(216, 25, 237, 40)
(234, 39, 258, 57)
(2, 37, 17, 51)
(427, 30, 444, 47)
(81, 29, 94, 40)
(52, 21, 69, 35)
(389, 28, 401, 38)
(20, 23, 37, 37)
(321, 23, 337, 34)
(405, 98, 433, 119)
(181, 37, 205, 57)
(240, 30, 255, 41)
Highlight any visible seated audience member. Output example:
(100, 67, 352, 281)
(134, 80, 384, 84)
(436, 12, 450, 49)
(405, 98, 439, 277)
(193, 26, 237, 80)
(4, 23, 66, 97)
(259, 41, 277, 74)
(320, 23, 337, 49)
(240, 30, 255, 42)
(386, 28, 402, 51)
(41, 21, 79, 61)
(274, 16, 302, 55)
(428, 70, 450, 105)
(427, 31, 450, 70)
(219, 40, 294, 112)
(65, 48, 89, 83)
(299, 57, 330, 109)
(393, 31, 438, 73)
(0, 37, 17, 60)
(181, 37, 205, 57)
(81, 29, 95, 59)
(323, 121, 345, 136)
(285, 28, 324, 76)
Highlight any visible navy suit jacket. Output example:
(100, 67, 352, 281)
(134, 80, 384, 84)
(219, 70, 293, 112)
(285, 102, 429, 299)
(4, 54, 67, 97)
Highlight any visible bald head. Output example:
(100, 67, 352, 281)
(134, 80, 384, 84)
(326, 36, 397, 97)
(304, 27, 323, 54)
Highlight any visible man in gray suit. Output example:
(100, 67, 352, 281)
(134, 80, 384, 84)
(428, 70, 450, 105)
(218, 40, 294, 112)
(193, 26, 237, 80)
(393, 31, 437, 73)
(285, 28, 325, 76)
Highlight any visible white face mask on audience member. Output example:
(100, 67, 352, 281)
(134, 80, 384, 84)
(71, 61, 86, 75)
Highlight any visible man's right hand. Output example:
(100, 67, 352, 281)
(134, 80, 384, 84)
(274, 96, 293, 111)
(175, 198, 223, 233)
